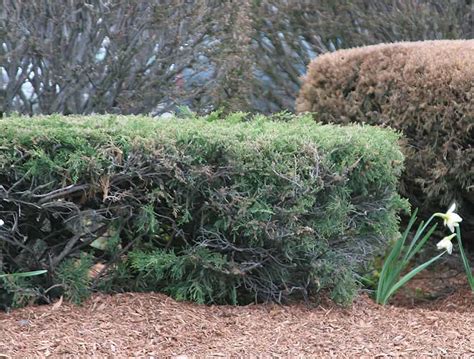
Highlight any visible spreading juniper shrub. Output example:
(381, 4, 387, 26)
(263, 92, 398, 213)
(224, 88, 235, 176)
(0, 114, 406, 307)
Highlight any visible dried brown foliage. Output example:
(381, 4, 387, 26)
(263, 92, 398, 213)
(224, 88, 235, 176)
(247, 0, 473, 112)
(297, 40, 474, 235)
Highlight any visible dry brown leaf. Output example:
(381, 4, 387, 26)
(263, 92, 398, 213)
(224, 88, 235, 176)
(51, 296, 63, 311)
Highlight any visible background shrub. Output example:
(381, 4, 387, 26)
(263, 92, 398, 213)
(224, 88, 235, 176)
(0, 114, 406, 307)
(297, 40, 474, 241)
(2, 0, 472, 116)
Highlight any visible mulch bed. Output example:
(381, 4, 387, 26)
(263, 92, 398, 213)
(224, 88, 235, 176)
(0, 283, 473, 358)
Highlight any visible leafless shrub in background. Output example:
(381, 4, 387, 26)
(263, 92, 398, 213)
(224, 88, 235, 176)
(2, 1, 160, 115)
(0, 0, 226, 116)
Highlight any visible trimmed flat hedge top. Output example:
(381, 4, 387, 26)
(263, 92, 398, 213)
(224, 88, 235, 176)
(0, 114, 405, 204)
(0, 113, 403, 175)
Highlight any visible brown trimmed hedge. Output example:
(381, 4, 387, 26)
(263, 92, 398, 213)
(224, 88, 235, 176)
(297, 40, 474, 237)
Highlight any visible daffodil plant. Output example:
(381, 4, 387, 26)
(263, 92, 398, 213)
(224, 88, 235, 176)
(376, 203, 473, 305)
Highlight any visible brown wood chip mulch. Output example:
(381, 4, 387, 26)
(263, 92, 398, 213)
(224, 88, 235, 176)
(0, 288, 473, 358)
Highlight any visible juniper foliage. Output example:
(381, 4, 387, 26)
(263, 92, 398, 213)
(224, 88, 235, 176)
(0, 113, 406, 306)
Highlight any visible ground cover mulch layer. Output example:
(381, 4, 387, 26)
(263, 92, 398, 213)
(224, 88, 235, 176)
(0, 284, 473, 358)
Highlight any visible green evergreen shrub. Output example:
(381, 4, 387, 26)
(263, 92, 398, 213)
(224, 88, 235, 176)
(0, 275, 40, 310)
(297, 40, 474, 239)
(0, 113, 406, 306)
(55, 253, 94, 304)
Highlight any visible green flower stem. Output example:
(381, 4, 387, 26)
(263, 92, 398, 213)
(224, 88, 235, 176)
(456, 226, 474, 291)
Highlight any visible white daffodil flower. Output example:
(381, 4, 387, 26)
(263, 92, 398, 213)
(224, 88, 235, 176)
(0, 219, 4, 226)
(436, 233, 456, 254)
(434, 203, 463, 233)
